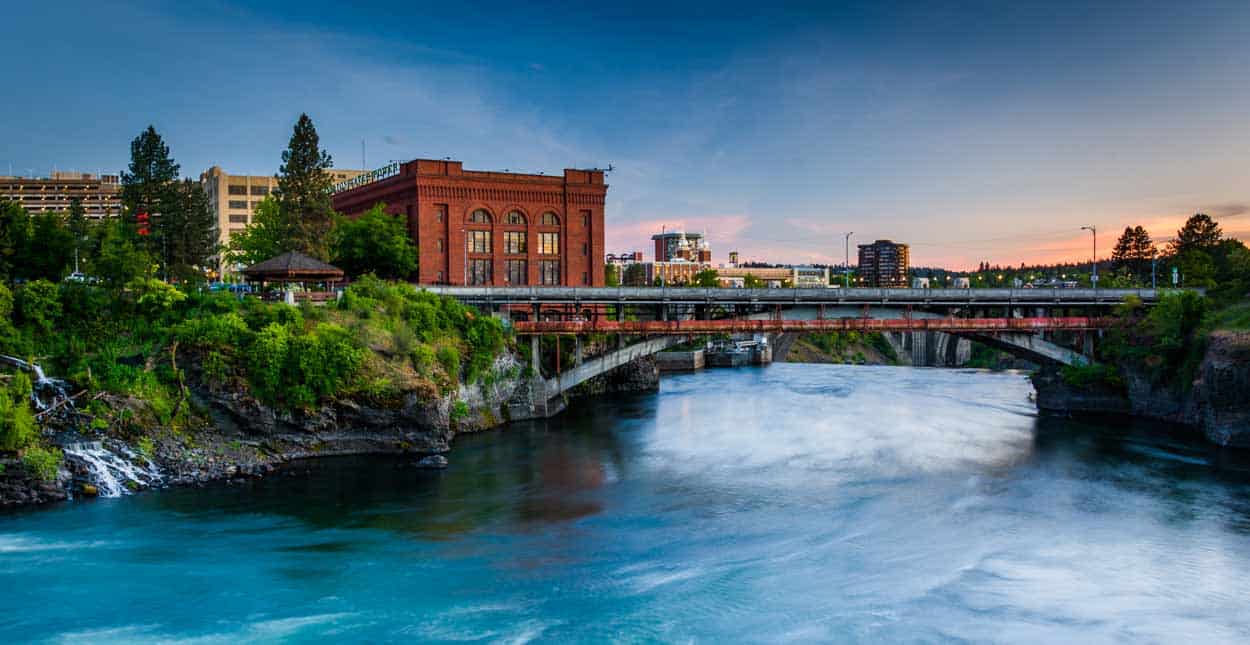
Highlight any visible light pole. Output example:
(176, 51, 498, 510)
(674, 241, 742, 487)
(1081, 225, 1097, 288)
(844, 232, 853, 288)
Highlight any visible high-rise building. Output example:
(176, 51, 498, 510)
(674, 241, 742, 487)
(331, 159, 607, 286)
(652, 231, 711, 263)
(200, 166, 367, 249)
(0, 171, 122, 218)
(857, 239, 910, 287)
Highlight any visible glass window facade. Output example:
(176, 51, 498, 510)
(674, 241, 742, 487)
(469, 209, 492, 224)
(540, 212, 560, 226)
(505, 210, 526, 225)
(469, 259, 492, 285)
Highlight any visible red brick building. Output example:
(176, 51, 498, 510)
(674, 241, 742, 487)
(332, 159, 607, 286)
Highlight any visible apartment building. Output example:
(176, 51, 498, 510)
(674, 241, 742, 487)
(857, 239, 910, 287)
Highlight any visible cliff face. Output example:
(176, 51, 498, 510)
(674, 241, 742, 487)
(1192, 331, 1250, 446)
(1033, 331, 1250, 447)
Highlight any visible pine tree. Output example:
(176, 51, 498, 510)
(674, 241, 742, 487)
(121, 126, 181, 271)
(165, 179, 218, 281)
(274, 114, 335, 259)
(1170, 213, 1222, 256)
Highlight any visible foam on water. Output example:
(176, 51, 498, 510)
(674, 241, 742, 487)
(62, 441, 163, 497)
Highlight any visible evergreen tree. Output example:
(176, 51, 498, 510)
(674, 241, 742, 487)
(0, 201, 31, 281)
(121, 125, 182, 272)
(1111, 225, 1156, 279)
(275, 114, 335, 259)
(66, 198, 90, 271)
(1169, 213, 1222, 256)
(165, 179, 218, 281)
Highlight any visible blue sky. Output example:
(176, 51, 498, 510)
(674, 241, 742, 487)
(2, 0, 1248, 268)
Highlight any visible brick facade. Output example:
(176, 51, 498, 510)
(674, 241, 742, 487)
(332, 159, 606, 287)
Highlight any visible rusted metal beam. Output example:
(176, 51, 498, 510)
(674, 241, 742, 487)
(512, 317, 1115, 335)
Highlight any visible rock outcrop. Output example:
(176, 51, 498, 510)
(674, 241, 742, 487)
(1032, 331, 1250, 447)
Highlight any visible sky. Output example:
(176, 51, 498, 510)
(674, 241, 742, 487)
(2, 0, 1248, 269)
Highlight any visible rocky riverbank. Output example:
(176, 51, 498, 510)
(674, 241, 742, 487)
(2, 349, 663, 510)
(1032, 330, 1250, 447)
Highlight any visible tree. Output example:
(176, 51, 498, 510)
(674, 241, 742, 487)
(164, 179, 218, 281)
(604, 264, 619, 287)
(95, 219, 152, 288)
(1170, 213, 1222, 256)
(692, 268, 719, 287)
(622, 263, 645, 286)
(67, 198, 89, 247)
(329, 204, 418, 279)
(225, 196, 287, 268)
(21, 213, 75, 281)
(1111, 225, 1156, 280)
(275, 114, 335, 259)
(0, 201, 32, 280)
(121, 125, 180, 235)
(743, 273, 765, 288)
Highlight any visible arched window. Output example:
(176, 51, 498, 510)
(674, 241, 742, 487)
(469, 208, 492, 224)
(504, 210, 527, 225)
(540, 212, 560, 226)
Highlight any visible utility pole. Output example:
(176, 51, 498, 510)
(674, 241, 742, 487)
(1081, 225, 1097, 288)
(844, 232, 853, 288)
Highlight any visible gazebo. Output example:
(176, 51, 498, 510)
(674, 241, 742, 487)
(241, 251, 345, 304)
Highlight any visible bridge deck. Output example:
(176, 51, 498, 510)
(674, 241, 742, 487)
(513, 316, 1113, 335)
(423, 286, 1178, 306)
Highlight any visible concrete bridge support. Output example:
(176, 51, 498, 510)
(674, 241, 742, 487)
(966, 332, 1092, 366)
(886, 331, 973, 367)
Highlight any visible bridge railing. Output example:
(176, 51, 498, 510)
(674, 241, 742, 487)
(512, 316, 1117, 335)
(422, 285, 1190, 305)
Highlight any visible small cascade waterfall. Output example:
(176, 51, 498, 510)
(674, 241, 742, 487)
(2, 355, 164, 497)
(62, 441, 163, 497)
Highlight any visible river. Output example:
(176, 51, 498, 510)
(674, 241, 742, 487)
(3, 364, 1250, 642)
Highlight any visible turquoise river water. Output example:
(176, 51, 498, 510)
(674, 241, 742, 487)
(3, 364, 1250, 642)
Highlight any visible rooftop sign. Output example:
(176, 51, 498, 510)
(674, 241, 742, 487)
(330, 161, 401, 194)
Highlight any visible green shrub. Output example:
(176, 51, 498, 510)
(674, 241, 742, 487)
(411, 343, 436, 375)
(0, 372, 37, 452)
(21, 445, 62, 481)
(436, 345, 461, 378)
(1060, 363, 1123, 389)
(174, 312, 251, 351)
(135, 436, 155, 459)
(450, 400, 469, 421)
(15, 279, 61, 334)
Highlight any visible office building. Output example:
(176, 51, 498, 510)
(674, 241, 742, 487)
(332, 159, 607, 286)
(200, 166, 367, 249)
(857, 239, 910, 287)
(0, 171, 122, 218)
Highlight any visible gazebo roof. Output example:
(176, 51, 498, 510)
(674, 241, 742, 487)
(241, 251, 344, 281)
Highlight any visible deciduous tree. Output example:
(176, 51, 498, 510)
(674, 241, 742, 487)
(329, 204, 418, 279)
(1170, 213, 1222, 256)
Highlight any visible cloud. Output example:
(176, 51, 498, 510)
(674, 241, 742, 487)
(1204, 202, 1250, 218)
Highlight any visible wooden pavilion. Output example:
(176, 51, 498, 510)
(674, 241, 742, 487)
(241, 251, 345, 304)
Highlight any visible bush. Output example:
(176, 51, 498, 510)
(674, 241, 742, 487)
(1060, 363, 1123, 389)
(246, 322, 365, 408)
(0, 372, 37, 452)
(21, 445, 63, 482)
(436, 345, 461, 378)
(15, 279, 61, 334)
(174, 312, 251, 351)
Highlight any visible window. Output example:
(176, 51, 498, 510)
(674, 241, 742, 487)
(539, 232, 559, 255)
(228, 214, 248, 223)
(504, 231, 527, 254)
(504, 210, 526, 225)
(506, 259, 528, 285)
(582, 210, 591, 227)
(583, 272, 589, 285)
(540, 212, 560, 226)
(436, 239, 444, 253)
(469, 259, 492, 285)
(435, 204, 446, 222)
(540, 260, 561, 285)
(468, 230, 491, 253)
(250, 185, 269, 196)
(582, 242, 589, 256)
(228, 200, 248, 210)
(469, 208, 492, 224)
(228, 185, 248, 195)
(437, 270, 444, 282)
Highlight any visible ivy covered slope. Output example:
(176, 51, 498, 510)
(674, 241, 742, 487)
(0, 276, 521, 502)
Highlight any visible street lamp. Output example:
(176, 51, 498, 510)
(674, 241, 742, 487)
(1081, 225, 1097, 288)
(843, 232, 853, 288)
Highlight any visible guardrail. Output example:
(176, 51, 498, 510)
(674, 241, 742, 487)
(512, 316, 1116, 335)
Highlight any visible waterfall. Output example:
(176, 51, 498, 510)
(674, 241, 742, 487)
(0, 354, 70, 411)
(62, 441, 163, 497)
